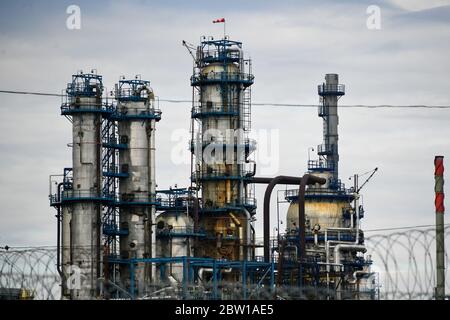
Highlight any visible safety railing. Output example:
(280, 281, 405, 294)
(317, 143, 335, 155)
(318, 84, 345, 96)
(110, 105, 161, 120)
(191, 102, 239, 117)
(156, 226, 206, 237)
(49, 194, 59, 206)
(318, 105, 328, 117)
(191, 168, 254, 181)
(115, 88, 153, 101)
(156, 198, 190, 210)
(61, 101, 114, 115)
(102, 165, 129, 178)
(190, 137, 256, 151)
(102, 136, 128, 149)
(191, 72, 254, 86)
(307, 160, 334, 171)
(66, 83, 103, 97)
(284, 186, 354, 201)
(201, 49, 241, 63)
(224, 198, 257, 208)
(61, 190, 114, 201)
(119, 193, 156, 202)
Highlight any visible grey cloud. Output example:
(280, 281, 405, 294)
(0, 0, 449, 247)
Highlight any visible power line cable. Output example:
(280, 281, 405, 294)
(1, 90, 450, 109)
(364, 223, 450, 233)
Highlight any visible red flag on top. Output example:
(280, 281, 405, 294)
(213, 18, 225, 23)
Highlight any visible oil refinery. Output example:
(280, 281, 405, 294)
(48, 36, 378, 300)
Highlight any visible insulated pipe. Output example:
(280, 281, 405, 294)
(333, 244, 366, 299)
(191, 196, 200, 258)
(349, 270, 369, 284)
(56, 182, 64, 278)
(255, 176, 300, 262)
(297, 174, 309, 261)
(192, 196, 199, 233)
(334, 244, 366, 266)
(252, 175, 326, 262)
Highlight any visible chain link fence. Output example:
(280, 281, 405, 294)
(1, 226, 448, 300)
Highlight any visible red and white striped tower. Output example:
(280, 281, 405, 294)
(434, 156, 445, 300)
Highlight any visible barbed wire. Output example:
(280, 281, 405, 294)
(0, 247, 60, 300)
(0, 226, 448, 300)
(365, 226, 450, 300)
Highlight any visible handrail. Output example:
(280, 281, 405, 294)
(190, 137, 256, 149)
(191, 72, 254, 84)
(308, 160, 334, 171)
(318, 84, 345, 95)
(192, 168, 254, 180)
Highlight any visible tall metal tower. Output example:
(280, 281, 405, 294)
(317, 73, 345, 185)
(60, 71, 109, 299)
(190, 37, 256, 262)
(112, 77, 161, 294)
(282, 74, 376, 299)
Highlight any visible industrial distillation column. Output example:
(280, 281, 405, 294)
(286, 74, 347, 234)
(318, 73, 345, 184)
(61, 72, 105, 299)
(114, 78, 161, 295)
(190, 37, 256, 262)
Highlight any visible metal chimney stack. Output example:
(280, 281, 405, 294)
(317, 74, 345, 185)
(434, 155, 445, 300)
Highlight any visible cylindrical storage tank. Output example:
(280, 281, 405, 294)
(156, 212, 194, 283)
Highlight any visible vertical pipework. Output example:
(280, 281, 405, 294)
(57, 181, 72, 299)
(434, 155, 445, 300)
(149, 117, 157, 281)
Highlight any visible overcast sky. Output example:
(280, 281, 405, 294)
(0, 0, 449, 247)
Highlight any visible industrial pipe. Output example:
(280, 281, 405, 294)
(254, 176, 300, 262)
(252, 174, 326, 262)
(334, 244, 366, 266)
(56, 183, 64, 277)
(333, 244, 366, 299)
(192, 196, 199, 233)
(297, 174, 311, 261)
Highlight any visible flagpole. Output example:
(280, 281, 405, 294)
(224, 20, 226, 39)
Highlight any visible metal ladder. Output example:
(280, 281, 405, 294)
(241, 88, 251, 131)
